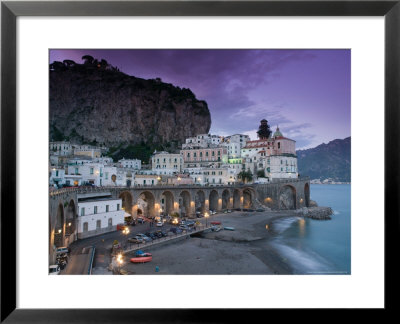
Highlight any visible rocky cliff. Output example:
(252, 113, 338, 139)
(296, 137, 351, 182)
(49, 58, 211, 160)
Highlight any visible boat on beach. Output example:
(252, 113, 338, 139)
(211, 221, 221, 225)
(130, 256, 152, 263)
(224, 227, 235, 231)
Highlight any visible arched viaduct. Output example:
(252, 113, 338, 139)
(49, 178, 309, 260)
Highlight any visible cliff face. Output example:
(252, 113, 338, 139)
(49, 61, 211, 156)
(296, 137, 351, 182)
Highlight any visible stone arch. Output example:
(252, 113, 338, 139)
(209, 190, 219, 212)
(243, 188, 254, 209)
(161, 190, 174, 216)
(222, 189, 230, 210)
(233, 189, 241, 209)
(138, 191, 156, 218)
(119, 191, 133, 215)
(179, 190, 191, 217)
(65, 199, 76, 235)
(195, 190, 206, 214)
(279, 185, 297, 210)
(304, 183, 310, 207)
(54, 203, 64, 248)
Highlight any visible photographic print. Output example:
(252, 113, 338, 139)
(48, 49, 350, 275)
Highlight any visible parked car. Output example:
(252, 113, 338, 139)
(169, 227, 183, 234)
(136, 233, 152, 242)
(56, 247, 70, 255)
(144, 232, 157, 240)
(179, 224, 192, 231)
(137, 217, 145, 224)
(128, 237, 143, 244)
(156, 221, 163, 227)
(227, 209, 232, 213)
(256, 208, 264, 212)
(49, 265, 60, 275)
(155, 230, 168, 237)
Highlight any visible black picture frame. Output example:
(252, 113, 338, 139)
(1, 0, 399, 322)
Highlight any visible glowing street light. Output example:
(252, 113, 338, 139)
(204, 212, 209, 227)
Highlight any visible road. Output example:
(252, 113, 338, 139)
(61, 216, 209, 274)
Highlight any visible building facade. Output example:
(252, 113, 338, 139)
(151, 151, 183, 175)
(77, 196, 124, 239)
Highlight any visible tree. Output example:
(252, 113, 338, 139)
(63, 59, 76, 68)
(256, 119, 272, 139)
(257, 169, 265, 178)
(82, 55, 94, 65)
(238, 169, 253, 184)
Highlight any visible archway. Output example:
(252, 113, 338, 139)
(138, 191, 156, 218)
(233, 189, 241, 209)
(243, 188, 254, 209)
(119, 191, 133, 215)
(65, 199, 76, 236)
(209, 190, 219, 212)
(195, 190, 206, 214)
(279, 185, 297, 210)
(304, 183, 310, 207)
(54, 203, 64, 248)
(161, 191, 174, 216)
(179, 190, 191, 217)
(222, 189, 230, 210)
(111, 174, 117, 183)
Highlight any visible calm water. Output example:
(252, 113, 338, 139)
(270, 184, 351, 274)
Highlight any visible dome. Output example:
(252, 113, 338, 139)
(274, 126, 283, 137)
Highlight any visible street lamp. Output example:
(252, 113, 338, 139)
(204, 212, 209, 227)
(116, 253, 124, 274)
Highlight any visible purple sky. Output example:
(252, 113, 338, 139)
(50, 49, 350, 149)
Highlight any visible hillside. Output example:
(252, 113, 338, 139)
(296, 137, 351, 182)
(49, 57, 211, 162)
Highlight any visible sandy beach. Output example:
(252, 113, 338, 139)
(112, 211, 299, 275)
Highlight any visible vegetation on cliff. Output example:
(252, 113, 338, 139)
(49, 55, 211, 161)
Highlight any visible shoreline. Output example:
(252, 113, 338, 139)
(93, 210, 314, 275)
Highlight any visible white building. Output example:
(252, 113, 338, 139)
(151, 151, 183, 175)
(134, 174, 160, 186)
(49, 168, 66, 187)
(49, 141, 74, 156)
(118, 158, 141, 170)
(77, 195, 124, 239)
(241, 125, 298, 180)
(94, 156, 114, 165)
(222, 134, 249, 158)
(182, 134, 223, 149)
(67, 163, 118, 186)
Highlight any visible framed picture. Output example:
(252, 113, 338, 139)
(1, 0, 398, 321)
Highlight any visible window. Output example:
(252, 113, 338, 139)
(83, 222, 88, 232)
(278, 142, 281, 149)
(55, 170, 59, 177)
(96, 220, 101, 229)
(81, 207, 85, 216)
(90, 168, 94, 174)
(105, 172, 109, 179)
(187, 153, 190, 157)
(117, 204, 120, 211)
(108, 218, 112, 227)
(94, 206, 97, 214)
(75, 168, 79, 175)
(106, 205, 109, 212)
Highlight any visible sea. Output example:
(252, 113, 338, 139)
(270, 184, 351, 274)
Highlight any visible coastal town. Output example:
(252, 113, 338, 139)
(49, 120, 321, 275)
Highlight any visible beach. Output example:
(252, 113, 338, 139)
(116, 211, 299, 275)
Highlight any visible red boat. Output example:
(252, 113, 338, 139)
(130, 256, 152, 263)
(211, 221, 221, 225)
